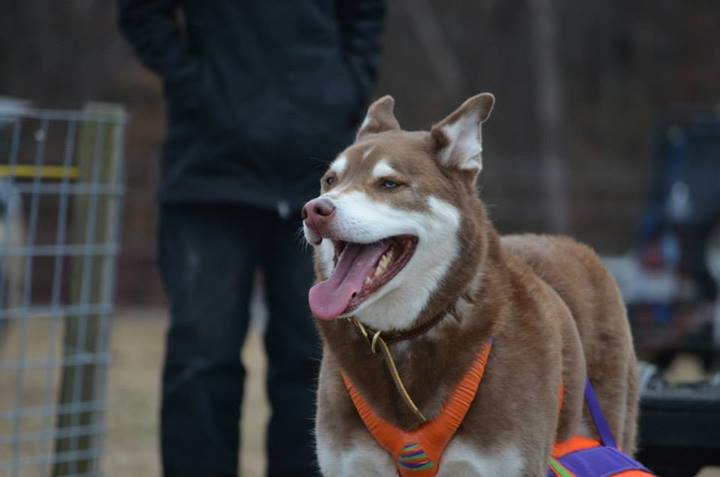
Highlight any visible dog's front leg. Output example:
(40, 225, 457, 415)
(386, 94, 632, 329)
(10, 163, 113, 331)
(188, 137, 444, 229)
(316, 430, 396, 477)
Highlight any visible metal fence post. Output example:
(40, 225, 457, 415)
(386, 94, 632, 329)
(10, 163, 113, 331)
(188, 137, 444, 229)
(53, 103, 126, 477)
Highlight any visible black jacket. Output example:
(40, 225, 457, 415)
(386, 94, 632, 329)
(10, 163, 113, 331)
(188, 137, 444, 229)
(117, 0, 384, 211)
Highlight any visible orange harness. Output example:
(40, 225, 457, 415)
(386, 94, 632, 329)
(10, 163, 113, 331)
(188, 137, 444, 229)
(342, 335, 653, 477)
(341, 341, 493, 477)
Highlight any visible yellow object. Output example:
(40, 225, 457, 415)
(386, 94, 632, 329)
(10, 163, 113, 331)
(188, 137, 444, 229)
(0, 165, 79, 180)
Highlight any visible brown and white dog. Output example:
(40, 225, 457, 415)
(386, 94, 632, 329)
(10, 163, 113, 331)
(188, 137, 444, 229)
(302, 94, 639, 476)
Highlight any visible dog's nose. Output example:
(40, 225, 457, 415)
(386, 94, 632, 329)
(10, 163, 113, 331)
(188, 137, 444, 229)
(302, 198, 336, 222)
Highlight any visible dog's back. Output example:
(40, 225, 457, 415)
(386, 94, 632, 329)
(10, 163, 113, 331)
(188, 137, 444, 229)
(502, 234, 639, 453)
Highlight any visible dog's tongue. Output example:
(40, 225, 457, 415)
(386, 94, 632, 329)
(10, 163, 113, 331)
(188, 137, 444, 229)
(309, 242, 387, 320)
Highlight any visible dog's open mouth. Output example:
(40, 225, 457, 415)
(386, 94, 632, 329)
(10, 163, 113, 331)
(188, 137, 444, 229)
(309, 235, 418, 320)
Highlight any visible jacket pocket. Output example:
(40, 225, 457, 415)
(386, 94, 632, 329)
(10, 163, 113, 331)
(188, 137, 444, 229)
(287, 57, 363, 136)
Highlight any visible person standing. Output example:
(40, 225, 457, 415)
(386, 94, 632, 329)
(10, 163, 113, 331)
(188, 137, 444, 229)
(116, 1, 385, 476)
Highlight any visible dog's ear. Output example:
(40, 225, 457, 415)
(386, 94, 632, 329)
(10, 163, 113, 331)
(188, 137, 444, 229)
(356, 95, 401, 140)
(431, 93, 495, 175)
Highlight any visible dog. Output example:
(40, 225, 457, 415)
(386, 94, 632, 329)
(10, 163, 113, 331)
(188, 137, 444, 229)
(302, 94, 639, 476)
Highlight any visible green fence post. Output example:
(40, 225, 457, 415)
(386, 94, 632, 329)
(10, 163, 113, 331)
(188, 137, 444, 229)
(53, 103, 126, 476)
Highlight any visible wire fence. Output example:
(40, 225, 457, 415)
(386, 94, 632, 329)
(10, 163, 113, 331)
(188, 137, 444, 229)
(0, 100, 126, 477)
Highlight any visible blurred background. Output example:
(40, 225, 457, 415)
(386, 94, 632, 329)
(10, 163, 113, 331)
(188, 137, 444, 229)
(1, 1, 719, 476)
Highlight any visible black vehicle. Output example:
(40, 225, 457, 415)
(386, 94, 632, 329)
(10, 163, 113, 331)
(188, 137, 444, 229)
(621, 109, 720, 476)
(621, 108, 720, 370)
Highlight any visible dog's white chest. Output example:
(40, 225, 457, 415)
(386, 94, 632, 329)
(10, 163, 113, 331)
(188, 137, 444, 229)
(316, 432, 396, 477)
(317, 434, 523, 477)
(438, 439, 524, 476)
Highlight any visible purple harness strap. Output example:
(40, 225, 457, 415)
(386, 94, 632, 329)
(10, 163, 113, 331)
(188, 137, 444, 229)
(583, 379, 617, 449)
(547, 379, 655, 477)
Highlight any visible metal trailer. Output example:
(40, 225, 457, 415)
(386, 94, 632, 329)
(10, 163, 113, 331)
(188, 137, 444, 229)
(0, 100, 126, 477)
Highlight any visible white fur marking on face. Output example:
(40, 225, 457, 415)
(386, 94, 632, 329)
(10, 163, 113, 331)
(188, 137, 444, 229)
(317, 238, 335, 278)
(362, 145, 376, 161)
(314, 190, 461, 331)
(371, 160, 396, 179)
(438, 116, 483, 171)
(303, 222, 322, 246)
(330, 155, 348, 175)
(439, 440, 524, 477)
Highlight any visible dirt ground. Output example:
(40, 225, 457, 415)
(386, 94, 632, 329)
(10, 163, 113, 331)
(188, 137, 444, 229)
(2, 307, 718, 476)
(104, 308, 720, 477)
(105, 308, 269, 477)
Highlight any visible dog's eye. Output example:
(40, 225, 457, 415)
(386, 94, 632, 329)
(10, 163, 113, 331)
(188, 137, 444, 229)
(382, 180, 399, 189)
(324, 176, 336, 187)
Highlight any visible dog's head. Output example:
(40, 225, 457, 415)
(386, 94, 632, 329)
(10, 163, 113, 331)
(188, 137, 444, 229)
(303, 93, 495, 331)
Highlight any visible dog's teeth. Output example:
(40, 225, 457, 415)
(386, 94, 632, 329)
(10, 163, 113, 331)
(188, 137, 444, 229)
(364, 276, 373, 285)
(375, 254, 390, 276)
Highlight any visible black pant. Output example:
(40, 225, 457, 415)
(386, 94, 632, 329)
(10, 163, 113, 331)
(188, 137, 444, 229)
(158, 205, 321, 477)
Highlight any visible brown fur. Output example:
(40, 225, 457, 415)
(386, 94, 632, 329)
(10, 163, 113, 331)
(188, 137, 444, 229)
(313, 95, 639, 475)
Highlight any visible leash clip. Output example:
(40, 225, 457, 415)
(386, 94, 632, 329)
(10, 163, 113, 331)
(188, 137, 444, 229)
(351, 318, 384, 355)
